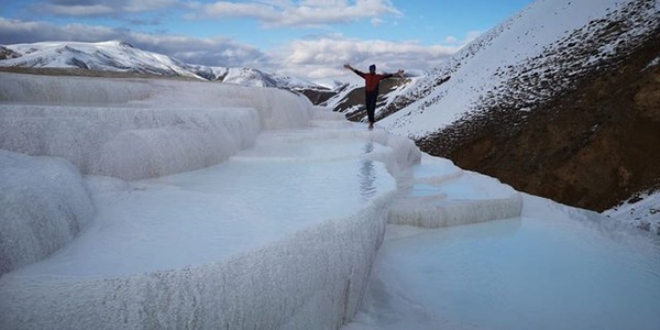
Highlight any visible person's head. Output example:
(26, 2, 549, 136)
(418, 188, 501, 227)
(369, 64, 376, 74)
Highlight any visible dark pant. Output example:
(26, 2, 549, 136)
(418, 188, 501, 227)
(365, 91, 377, 123)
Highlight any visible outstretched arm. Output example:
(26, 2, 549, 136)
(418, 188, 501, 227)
(382, 69, 405, 80)
(381, 70, 404, 81)
(344, 63, 365, 78)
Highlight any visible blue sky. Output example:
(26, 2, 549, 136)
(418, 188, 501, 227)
(0, 0, 534, 81)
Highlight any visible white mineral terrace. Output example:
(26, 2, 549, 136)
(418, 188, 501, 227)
(1, 72, 657, 330)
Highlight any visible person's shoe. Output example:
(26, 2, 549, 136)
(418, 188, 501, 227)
(368, 122, 374, 130)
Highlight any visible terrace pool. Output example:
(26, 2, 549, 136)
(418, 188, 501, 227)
(351, 196, 660, 330)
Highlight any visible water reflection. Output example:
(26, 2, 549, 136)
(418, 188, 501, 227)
(359, 142, 376, 200)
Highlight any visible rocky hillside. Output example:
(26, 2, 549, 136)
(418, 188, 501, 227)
(418, 31, 660, 210)
(410, 0, 659, 230)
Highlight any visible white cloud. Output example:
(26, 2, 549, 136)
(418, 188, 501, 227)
(274, 35, 460, 80)
(188, 0, 402, 28)
(465, 31, 482, 43)
(371, 17, 384, 26)
(444, 31, 482, 46)
(0, 16, 465, 82)
(196, 2, 279, 20)
(36, 0, 182, 17)
(0, 17, 119, 43)
(130, 34, 270, 68)
(125, 0, 180, 12)
(42, 4, 116, 16)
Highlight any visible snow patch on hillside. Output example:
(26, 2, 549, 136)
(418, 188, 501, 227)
(605, 191, 660, 235)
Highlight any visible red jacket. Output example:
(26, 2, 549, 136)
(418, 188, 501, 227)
(352, 70, 394, 93)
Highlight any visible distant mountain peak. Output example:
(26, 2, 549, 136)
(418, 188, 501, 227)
(0, 40, 324, 90)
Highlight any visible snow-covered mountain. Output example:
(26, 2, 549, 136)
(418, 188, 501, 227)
(379, 0, 658, 137)
(0, 40, 327, 91)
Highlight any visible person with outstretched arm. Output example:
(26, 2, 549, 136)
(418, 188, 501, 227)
(344, 63, 404, 130)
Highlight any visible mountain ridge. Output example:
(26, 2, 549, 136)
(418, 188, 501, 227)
(0, 40, 330, 91)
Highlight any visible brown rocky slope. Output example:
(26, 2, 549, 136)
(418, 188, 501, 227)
(417, 30, 660, 213)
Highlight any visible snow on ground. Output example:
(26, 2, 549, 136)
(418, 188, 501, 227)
(604, 190, 660, 235)
(1, 72, 659, 329)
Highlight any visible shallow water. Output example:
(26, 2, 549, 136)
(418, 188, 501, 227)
(6, 134, 397, 278)
(369, 215, 660, 330)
